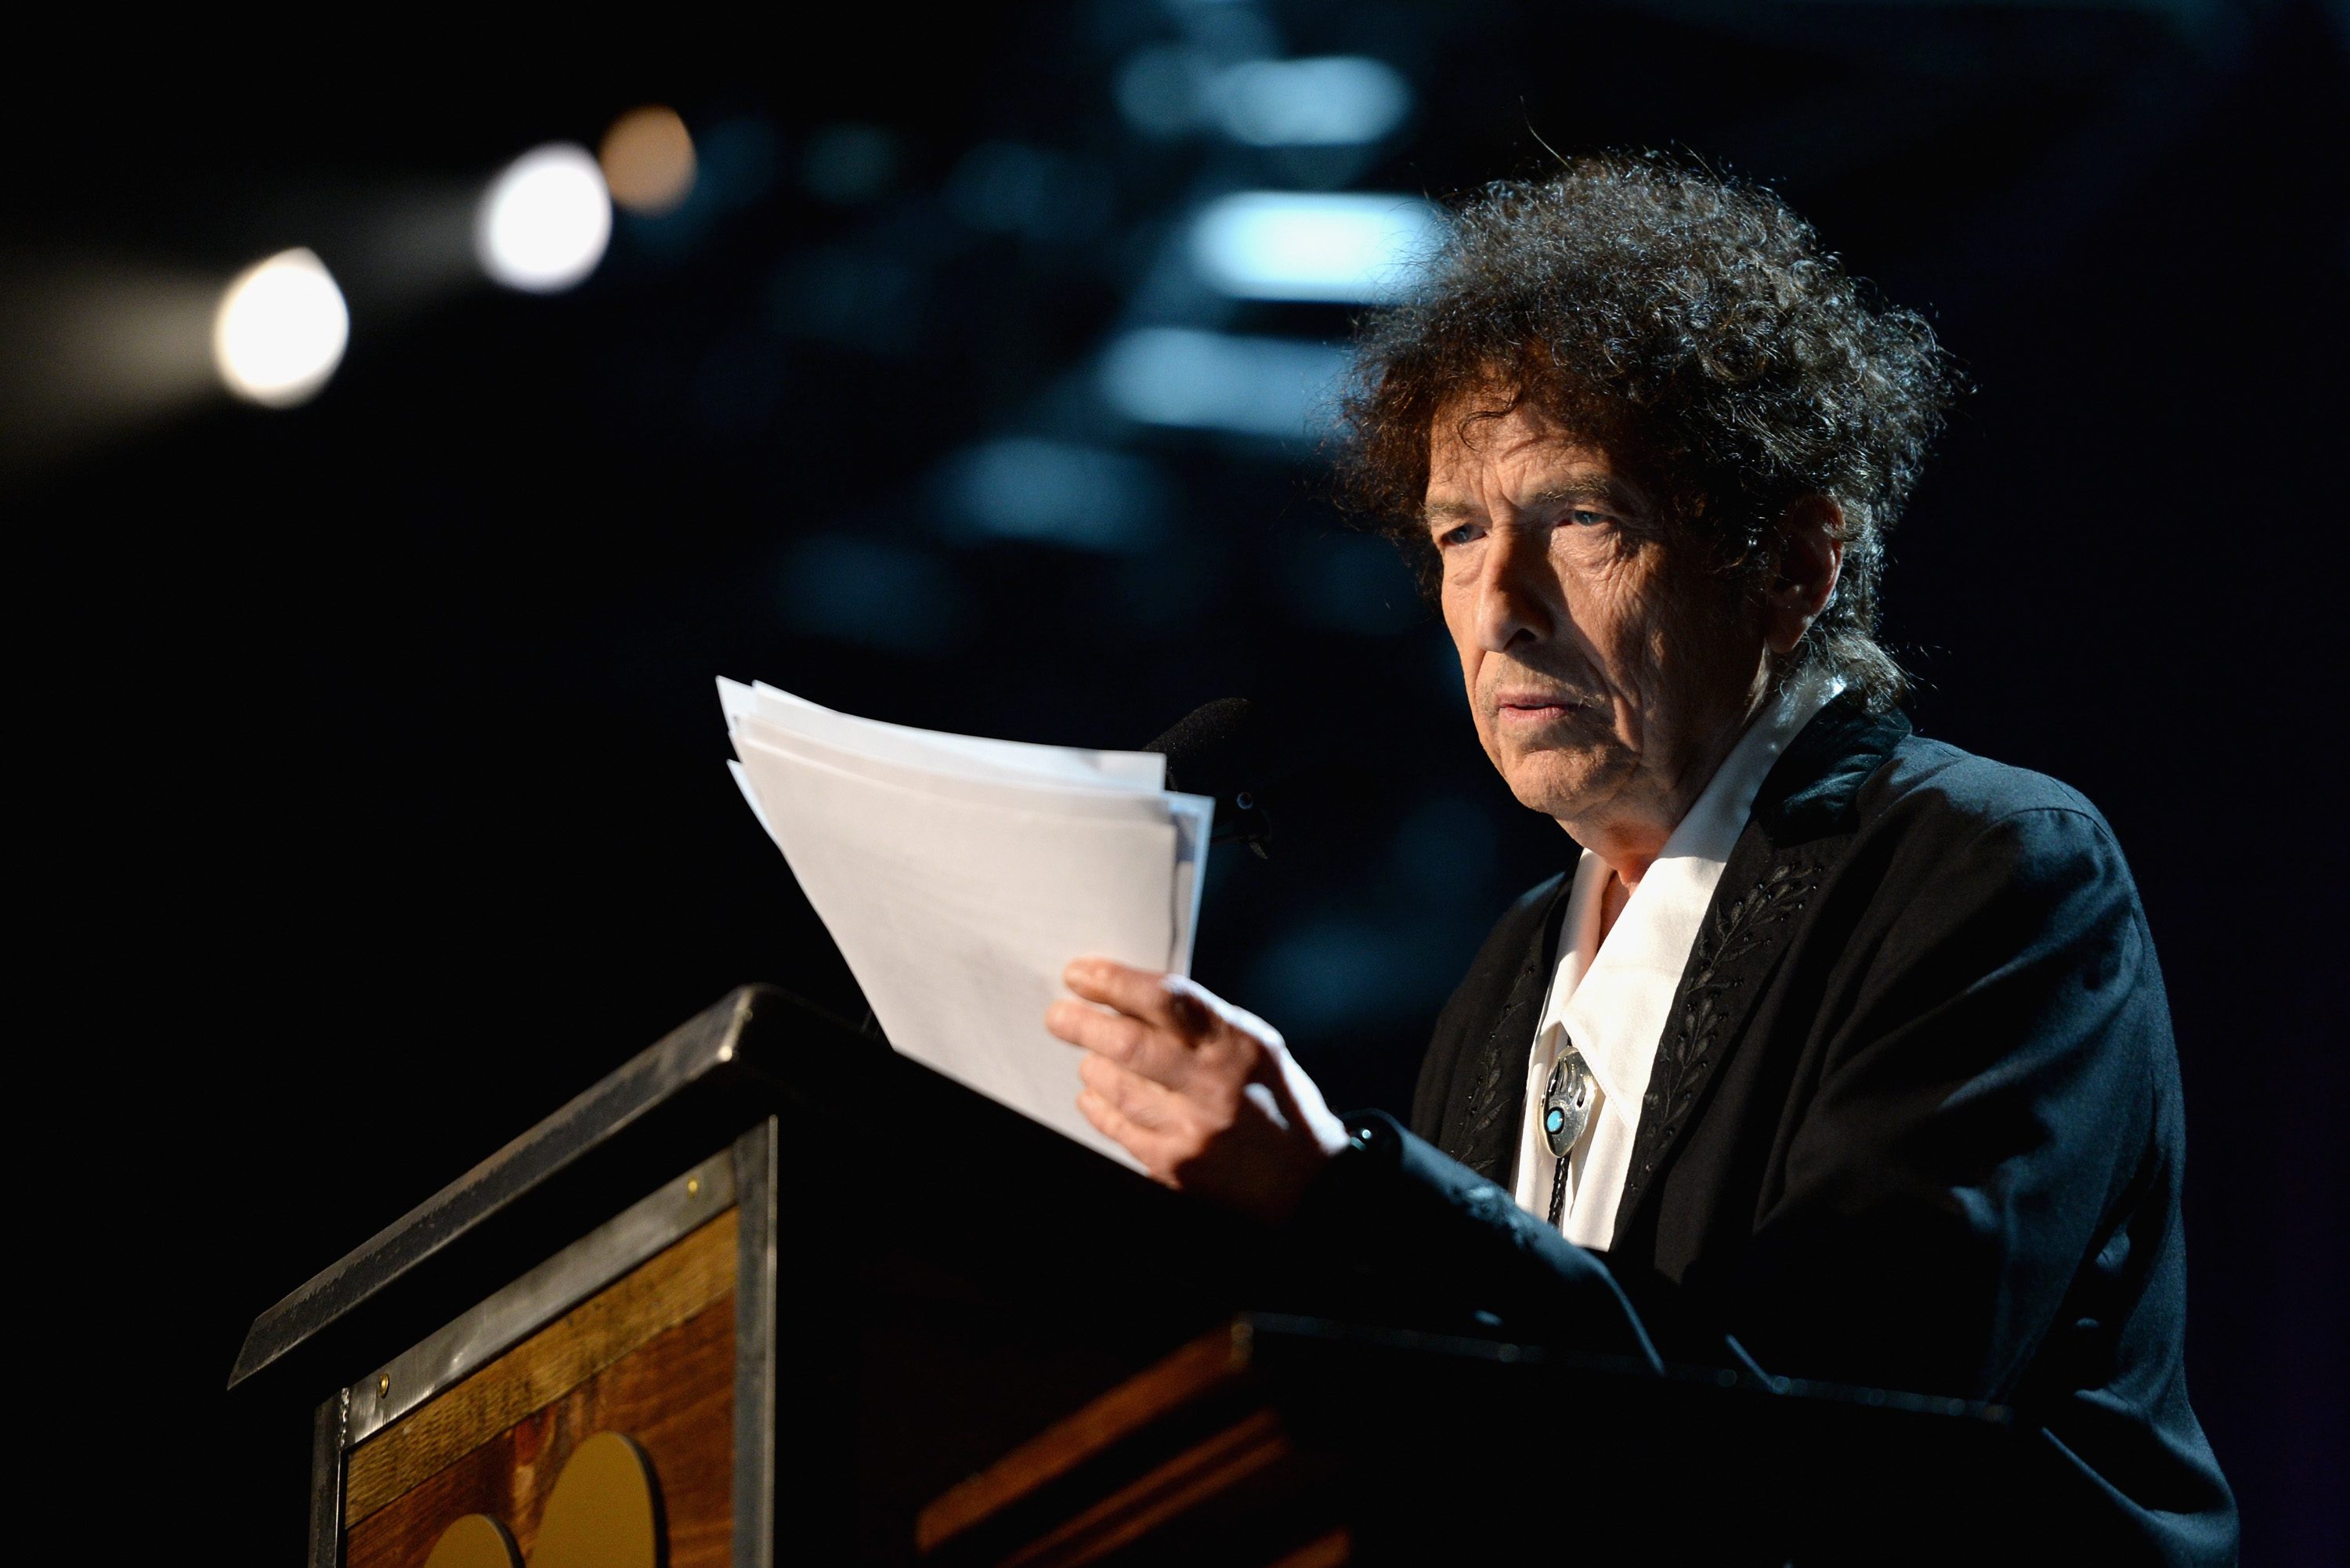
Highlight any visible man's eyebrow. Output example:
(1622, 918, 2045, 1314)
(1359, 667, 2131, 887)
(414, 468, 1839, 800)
(1530, 475, 1643, 512)
(1419, 474, 1644, 527)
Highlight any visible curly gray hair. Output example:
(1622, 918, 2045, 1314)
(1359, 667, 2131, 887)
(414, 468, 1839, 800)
(1337, 151, 1962, 709)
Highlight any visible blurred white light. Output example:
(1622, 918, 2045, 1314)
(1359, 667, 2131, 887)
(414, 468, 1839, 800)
(477, 143, 612, 292)
(212, 248, 349, 407)
(1100, 328, 1349, 440)
(1213, 57, 1411, 146)
(1189, 192, 1441, 303)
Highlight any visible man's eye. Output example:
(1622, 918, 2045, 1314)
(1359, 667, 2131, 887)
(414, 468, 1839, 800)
(1437, 525, 1482, 548)
(1566, 508, 1609, 527)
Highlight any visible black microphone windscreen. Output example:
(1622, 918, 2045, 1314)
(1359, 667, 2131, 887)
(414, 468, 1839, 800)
(1142, 697, 1262, 797)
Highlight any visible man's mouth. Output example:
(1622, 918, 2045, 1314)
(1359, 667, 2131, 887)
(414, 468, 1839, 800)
(1494, 691, 1588, 724)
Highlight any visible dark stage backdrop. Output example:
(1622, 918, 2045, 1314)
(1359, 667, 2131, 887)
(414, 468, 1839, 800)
(12, 3, 2343, 1560)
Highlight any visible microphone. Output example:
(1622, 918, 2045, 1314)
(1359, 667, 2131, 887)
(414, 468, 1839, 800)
(1143, 698, 1278, 858)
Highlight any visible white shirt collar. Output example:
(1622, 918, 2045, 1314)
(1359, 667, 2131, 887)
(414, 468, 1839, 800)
(1548, 670, 1844, 1138)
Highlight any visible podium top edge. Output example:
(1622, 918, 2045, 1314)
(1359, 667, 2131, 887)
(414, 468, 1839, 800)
(226, 982, 822, 1393)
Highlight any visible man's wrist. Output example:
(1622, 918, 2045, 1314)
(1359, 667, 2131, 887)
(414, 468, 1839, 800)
(1338, 1110, 1405, 1168)
(1285, 1108, 1405, 1230)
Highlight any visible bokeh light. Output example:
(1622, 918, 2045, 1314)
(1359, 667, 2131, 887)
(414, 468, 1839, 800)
(1213, 57, 1411, 146)
(211, 248, 349, 407)
(599, 107, 696, 215)
(476, 144, 612, 293)
(1188, 192, 1441, 303)
(1100, 328, 1348, 440)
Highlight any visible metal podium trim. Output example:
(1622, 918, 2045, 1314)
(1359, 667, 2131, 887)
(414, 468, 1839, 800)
(338, 1147, 738, 1448)
(731, 1117, 779, 1568)
(301, 1145, 743, 1568)
(306, 1389, 348, 1568)
(232, 986, 776, 1392)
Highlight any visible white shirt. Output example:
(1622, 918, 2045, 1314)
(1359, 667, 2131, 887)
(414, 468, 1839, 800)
(1510, 672, 1843, 1248)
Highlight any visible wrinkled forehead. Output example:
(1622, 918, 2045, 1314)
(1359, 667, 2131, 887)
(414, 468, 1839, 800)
(1422, 395, 1639, 510)
(1429, 392, 1568, 461)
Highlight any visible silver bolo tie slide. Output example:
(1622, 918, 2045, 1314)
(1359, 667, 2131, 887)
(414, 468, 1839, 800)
(1542, 1040, 1595, 1229)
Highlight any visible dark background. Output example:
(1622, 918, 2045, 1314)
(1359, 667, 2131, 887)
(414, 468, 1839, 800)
(11, 2, 2343, 1559)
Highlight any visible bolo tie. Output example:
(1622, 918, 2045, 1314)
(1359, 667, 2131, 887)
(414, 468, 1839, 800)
(1542, 1039, 1595, 1228)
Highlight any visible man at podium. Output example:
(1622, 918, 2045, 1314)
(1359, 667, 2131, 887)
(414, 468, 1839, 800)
(1045, 153, 2236, 1563)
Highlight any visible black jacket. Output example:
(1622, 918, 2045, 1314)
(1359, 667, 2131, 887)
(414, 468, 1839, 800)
(1300, 696, 2236, 1563)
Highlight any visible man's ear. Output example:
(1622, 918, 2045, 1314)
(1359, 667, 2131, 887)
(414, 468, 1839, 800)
(1763, 496, 1844, 656)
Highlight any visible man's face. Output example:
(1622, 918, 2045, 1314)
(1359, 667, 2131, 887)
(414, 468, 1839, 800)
(1425, 399, 1767, 845)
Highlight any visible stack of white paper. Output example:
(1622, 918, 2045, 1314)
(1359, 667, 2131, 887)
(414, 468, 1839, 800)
(719, 678, 1213, 1169)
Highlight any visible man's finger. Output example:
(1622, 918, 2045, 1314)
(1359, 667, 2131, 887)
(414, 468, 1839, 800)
(1045, 997, 1151, 1060)
(1063, 958, 1218, 1039)
(1078, 1053, 1180, 1132)
(1045, 999, 1199, 1090)
(1076, 1089, 1177, 1181)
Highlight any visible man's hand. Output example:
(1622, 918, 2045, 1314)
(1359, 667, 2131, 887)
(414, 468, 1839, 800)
(1044, 958, 1350, 1224)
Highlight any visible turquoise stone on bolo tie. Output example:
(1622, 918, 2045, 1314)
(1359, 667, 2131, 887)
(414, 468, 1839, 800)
(1543, 1042, 1593, 1228)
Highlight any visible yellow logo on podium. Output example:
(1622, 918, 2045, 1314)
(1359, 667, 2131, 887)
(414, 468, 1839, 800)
(420, 1432, 660, 1568)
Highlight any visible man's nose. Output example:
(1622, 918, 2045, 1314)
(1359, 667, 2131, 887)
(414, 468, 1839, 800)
(1471, 521, 1557, 653)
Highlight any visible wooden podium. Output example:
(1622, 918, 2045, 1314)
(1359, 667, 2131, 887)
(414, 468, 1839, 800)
(232, 986, 1256, 1566)
(233, 987, 2023, 1566)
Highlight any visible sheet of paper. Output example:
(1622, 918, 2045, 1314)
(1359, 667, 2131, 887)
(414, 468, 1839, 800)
(719, 677, 1166, 789)
(733, 715, 1173, 815)
(731, 721, 1211, 974)
(723, 680, 1211, 1167)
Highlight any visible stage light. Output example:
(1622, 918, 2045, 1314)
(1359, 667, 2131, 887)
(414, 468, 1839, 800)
(1119, 50, 1412, 148)
(941, 439, 1166, 553)
(1213, 57, 1411, 146)
(212, 248, 349, 407)
(1099, 328, 1349, 440)
(477, 144, 611, 292)
(1188, 192, 1440, 303)
(600, 107, 696, 215)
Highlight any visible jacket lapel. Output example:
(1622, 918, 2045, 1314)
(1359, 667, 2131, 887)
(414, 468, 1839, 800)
(1611, 698, 1911, 1246)
(1449, 880, 1573, 1183)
